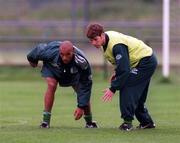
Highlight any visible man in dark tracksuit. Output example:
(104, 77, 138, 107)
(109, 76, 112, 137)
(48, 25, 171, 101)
(86, 23, 157, 131)
(27, 40, 98, 128)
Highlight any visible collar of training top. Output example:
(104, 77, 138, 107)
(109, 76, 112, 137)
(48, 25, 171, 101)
(103, 33, 109, 52)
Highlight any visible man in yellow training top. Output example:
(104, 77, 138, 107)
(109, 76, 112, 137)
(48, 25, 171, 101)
(86, 23, 158, 131)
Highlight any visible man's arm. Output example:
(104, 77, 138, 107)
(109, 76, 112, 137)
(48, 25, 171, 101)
(109, 43, 130, 93)
(73, 66, 92, 120)
(77, 79, 92, 108)
(75, 54, 92, 108)
(27, 43, 49, 66)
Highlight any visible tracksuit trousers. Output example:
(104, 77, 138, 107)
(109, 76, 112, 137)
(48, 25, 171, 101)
(119, 53, 158, 125)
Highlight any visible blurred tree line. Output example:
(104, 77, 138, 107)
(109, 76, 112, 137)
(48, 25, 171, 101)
(142, 0, 162, 3)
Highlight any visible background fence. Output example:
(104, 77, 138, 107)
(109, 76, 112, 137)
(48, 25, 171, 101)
(0, 0, 179, 67)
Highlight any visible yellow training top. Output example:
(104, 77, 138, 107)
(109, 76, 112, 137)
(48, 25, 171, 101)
(103, 31, 153, 67)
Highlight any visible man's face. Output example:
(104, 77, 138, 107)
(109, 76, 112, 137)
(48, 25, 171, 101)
(60, 47, 74, 64)
(89, 34, 105, 48)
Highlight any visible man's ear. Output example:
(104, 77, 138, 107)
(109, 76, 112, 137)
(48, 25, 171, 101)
(101, 33, 106, 44)
(101, 33, 105, 37)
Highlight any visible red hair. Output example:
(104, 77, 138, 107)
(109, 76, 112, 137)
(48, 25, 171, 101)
(86, 23, 104, 39)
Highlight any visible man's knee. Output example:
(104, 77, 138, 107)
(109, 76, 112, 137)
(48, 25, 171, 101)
(46, 78, 57, 91)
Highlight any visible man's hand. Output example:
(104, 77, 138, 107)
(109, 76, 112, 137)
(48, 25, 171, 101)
(29, 62, 38, 68)
(102, 88, 115, 102)
(74, 107, 84, 120)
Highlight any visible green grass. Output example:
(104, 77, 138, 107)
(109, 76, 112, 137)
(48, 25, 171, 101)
(0, 67, 180, 143)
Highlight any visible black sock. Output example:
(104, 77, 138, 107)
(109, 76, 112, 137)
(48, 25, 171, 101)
(84, 114, 92, 124)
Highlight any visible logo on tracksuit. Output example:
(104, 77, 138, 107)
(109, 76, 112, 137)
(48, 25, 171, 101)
(130, 68, 138, 75)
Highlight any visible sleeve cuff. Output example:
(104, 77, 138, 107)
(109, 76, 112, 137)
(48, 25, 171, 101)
(109, 87, 116, 93)
(27, 57, 38, 64)
(77, 105, 88, 109)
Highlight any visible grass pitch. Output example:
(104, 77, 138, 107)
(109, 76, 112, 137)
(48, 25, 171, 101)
(0, 68, 180, 143)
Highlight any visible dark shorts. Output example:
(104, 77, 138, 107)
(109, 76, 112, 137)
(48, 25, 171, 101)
(41, 65, 80, 87)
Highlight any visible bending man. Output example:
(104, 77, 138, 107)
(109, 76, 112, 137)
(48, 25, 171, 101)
(27, 40, 98, 128)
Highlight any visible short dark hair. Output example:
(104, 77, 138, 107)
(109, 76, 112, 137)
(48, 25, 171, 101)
(86, 23, 104, 39)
